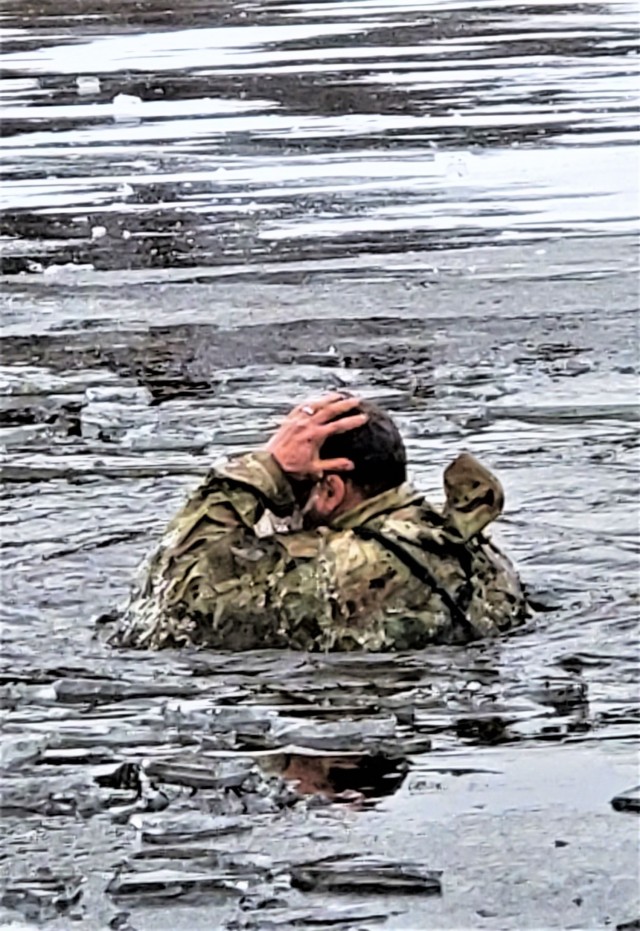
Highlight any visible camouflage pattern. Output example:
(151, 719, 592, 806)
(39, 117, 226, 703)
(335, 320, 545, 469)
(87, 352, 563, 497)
(112, 451, 529, 651)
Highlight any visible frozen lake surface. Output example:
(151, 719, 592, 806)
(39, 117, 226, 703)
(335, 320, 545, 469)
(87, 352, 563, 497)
(0, 0, 639, 928)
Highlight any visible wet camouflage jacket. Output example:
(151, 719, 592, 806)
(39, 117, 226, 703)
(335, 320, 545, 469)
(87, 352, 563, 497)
(114, 452, 529, 651)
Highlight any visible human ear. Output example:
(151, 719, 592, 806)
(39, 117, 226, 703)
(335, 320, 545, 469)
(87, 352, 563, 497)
(323, 474, 346, 508)
(312, 474, 346, 518)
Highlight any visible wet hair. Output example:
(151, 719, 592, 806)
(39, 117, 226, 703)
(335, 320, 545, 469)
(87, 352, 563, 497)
(320, 400, 407, 498)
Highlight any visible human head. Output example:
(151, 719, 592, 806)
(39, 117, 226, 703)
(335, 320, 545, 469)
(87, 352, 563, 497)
(302, 400, 407, 526)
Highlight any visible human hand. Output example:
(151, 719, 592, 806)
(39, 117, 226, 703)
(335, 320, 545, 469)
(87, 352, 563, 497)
(266, 394, 368, 481)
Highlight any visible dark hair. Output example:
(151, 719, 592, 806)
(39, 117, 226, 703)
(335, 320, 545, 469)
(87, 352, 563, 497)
(320, 400, 406, 497)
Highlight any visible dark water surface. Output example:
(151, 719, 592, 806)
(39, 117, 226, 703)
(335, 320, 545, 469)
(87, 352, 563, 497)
(1, 0, 639, 928)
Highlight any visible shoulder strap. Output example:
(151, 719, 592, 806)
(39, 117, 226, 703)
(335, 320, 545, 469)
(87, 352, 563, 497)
(353, 522, 479, 642)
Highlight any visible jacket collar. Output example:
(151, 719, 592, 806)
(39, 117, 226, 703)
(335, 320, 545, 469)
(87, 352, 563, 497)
(330, 483, 423, 530)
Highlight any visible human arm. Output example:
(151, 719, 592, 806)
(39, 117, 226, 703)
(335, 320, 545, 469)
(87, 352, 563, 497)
(162, 391, 368, 542)
(114, 396, 367, 648)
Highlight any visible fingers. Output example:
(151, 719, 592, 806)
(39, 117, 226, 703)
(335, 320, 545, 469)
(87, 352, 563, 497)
(291, 393, 343, 417)
(320, 412, 368, 436)
(313, 394, 362, 424)
(291, 393, 358, 419)
(270, 394, 367, 480)
(317, 457, 355, 472)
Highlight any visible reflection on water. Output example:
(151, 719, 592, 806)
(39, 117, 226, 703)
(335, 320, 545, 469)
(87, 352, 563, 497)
(264, 750, 408, 802)
(0, 0, 639, 929)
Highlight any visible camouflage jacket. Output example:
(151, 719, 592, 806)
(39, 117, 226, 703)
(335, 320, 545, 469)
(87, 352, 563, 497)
(113, 452, 529, 651)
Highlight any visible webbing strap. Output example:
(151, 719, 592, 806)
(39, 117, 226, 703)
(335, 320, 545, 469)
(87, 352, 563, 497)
(353, 524, 478, 642)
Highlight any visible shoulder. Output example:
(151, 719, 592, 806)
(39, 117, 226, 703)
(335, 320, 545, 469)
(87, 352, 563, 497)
(372, 499, 449, 549)
(211, 451, 295, 511)
(324, 524, 415, 590)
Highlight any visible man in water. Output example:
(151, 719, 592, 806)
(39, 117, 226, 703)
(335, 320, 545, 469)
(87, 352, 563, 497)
(113, 394, 529, 651)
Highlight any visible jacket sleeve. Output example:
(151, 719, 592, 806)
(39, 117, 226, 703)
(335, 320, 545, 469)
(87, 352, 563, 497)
(164, 450, 297, 539)
(115, 452, 300, 648)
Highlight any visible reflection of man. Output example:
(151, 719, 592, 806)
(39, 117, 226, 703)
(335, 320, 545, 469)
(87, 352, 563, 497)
(113, 394, 529, 652)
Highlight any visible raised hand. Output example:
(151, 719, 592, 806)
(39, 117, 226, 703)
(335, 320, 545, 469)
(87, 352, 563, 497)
(266, 394, 368, 481)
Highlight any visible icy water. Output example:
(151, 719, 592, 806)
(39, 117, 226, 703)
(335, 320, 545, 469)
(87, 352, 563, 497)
(1, 0, 639, 928)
